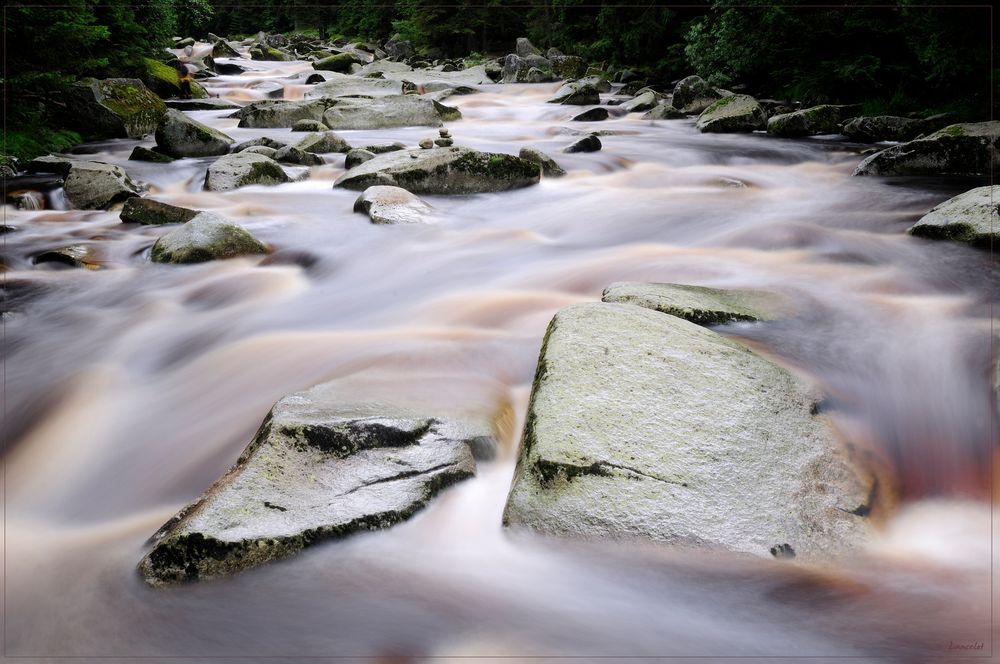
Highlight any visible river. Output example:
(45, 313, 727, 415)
(1, 49, 995, 662)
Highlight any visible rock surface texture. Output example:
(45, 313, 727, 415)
(503, 302, 875, 561)
(139, 379, 498, 585)
(853, 122, 1000, 177)
(906, 185, 999, 246)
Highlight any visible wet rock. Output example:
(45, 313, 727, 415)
(519, 147, 566, 177)
(64, 78, 166, 139)
(601, 282, 785, 324)
(484, 61, 503, 82)
(32, 245, 98, 269)
(853, 122, 1000, 177)
(25, 155, 74, 176)
(129, 146, 174, 163)
(385, 37, 413, 61)
(642, 103, 685, 120)
(313, 52, 362, 72)
(212, 39, 240, 58)
(335, 147, 540, 195)
(150, 212, 268, 263)
(364, 142, 407, 154)
(345, 149, 377, 169)
(137, 378, 497, 585)
(906, 185, 999, 247)
(766, 104, 858, 137)
(320, 96, 459, 130)
(577, 75, 611, 93)
(419, 138, 434, 149)
(63, 161, 141, 209)
(204, 152, 289, 191)
(293, 131, 351, 154)
(235, 99, 332, 129)
(353, 185, 434, 224)
(696, 95, 767, 133)
(434, 138, 454, 147)
(563, 134, 602, 153)
(215, 62, 248, 76)
(140, 57, 209, 100)
(841, 115, 928, 143)
(305, 74, 404, 99)
(671, 75, 721, 114)
(548, 83, 600, 106)
(165, 99, 240, 111)
(619, 90, 659, 113)
(274, 145, 324, 166)
(155, 109, 234, 157)
(250, 43, 293, 61)
(120, 197, 198, 225)
(525, 68, 550, 83)
(233, 136, 289, 153)
(503, 54, 552, 83)
(242, 146, 279, 158)
(503, 302, 875, 559)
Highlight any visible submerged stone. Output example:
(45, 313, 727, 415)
(519, 147, 566, 177)
(503, 303, 876, 560)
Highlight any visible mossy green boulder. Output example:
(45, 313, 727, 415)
(312, 52, 362, 72)
(906, 185, 1000, 247)
(155, 109, 234, 158)
(695, 95, 767, 133)
(671, 75, 721, 114)
(235, 99, 333, 129)
(64, 78, 166, 139)
(503, 302, 875, 560)
(150, 212, 268, 263)
(853, 122, 1000, 176)
(140, 58, 208, 100)
(335, 147, 540, 194)
(766, 104, 858, 137)
(204, 152, 289, 191)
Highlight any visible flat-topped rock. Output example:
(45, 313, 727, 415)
(120, 197, 198, 225)
(504, 303, 875, 560)
(138, 374, 502, 585)
(353, 185, 435, 224)
(204, 152, 289, 191)
(906, 186, 999, 247)
(696, 95, 767, 133)
(601, 282, 785, 324)
(321, 96, 460, 130)
(853, 122, 1000, 177)
(335, 147, 540, 195)
(767, 104, 859, 137)
(155, 109, 234, 157)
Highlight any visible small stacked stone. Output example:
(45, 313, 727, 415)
(434, 127, 454, 147)
(419, 137, 434, 149)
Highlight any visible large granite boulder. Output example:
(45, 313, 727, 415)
(671, 75, 721, 114)
(841, 115, 932, 143)
(138, 376, 500, 585)
(853, 122, 1000, 177)
(620, 90, 660, 113)
(335, 147, 540, 194)
(204, 152, 289, 191)
(321, 96, 460, 130)
(63, 161, 141, 209)
(766, 104, 859, 137)
(503, 302, 875, 560)
(293, 131, 352, 154)
(64, 78, 166, 139)
(601, 282, 784, 324)
(155, 109, 234, 157)
(353, 185, 435, 224)
(139, 58, 210, 100)
(304, 74, 405, 99)
(696, 95, 767, 133)
(550, 55, 587, 80)
(212, 39, 241, 58)
(150, 212, 268, 263)
(906, 186, 999, 247)
(516, 37, 541, 58)
(235, 99, 332, 129)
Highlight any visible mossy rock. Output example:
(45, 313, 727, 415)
(129, 146, 174, 163)
(155, 109, 234, 158)
(854, 122, 1000, 176)
(601, 282, 786, 324)
(150, 212, 268, 263)
(696, 95, 767, 133)
(140, 58, 208, 100)
(121, 197, 198, 225)
(671, 75, 721, 114)
(766, 104, 858, 137)
(204, 152, 289, 191)
(63, 160, 141, 209)
(63, 78, 166, 139)
(335, 146, 540, 194)
(312, 52, 362, 72)
(250, 43, 293, 61)
(906, 185, 1000, 247)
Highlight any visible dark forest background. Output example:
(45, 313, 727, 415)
(3, 1, 995, 160)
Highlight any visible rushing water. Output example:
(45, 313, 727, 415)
(1, 49, 995, 662)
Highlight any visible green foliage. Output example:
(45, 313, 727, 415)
(174, 0, 214, 37)
(3, 124, 82, 162)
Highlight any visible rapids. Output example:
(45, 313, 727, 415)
(1, 51, 994, 661)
